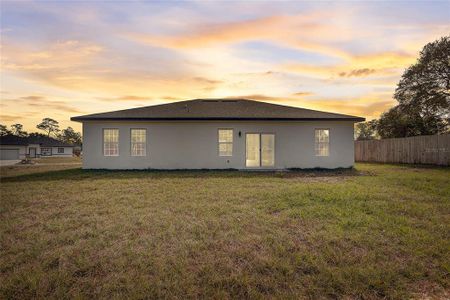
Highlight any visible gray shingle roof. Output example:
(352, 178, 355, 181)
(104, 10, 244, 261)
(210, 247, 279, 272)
(0, 135, 28, 146)
(71, 99, 365, 122)
(0, 134, 75, 147)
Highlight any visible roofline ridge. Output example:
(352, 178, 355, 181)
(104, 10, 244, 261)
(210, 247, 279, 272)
(71, 98, 366, 122)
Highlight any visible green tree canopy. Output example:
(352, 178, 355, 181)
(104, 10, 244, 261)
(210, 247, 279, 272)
(58, 127, 82, 145)
(378, 36, 450, 138)
(10, 123, 28, 137)
(355, 120, 379, 140)
(0, 124, 11, 136)
(36, 118, 60, 137)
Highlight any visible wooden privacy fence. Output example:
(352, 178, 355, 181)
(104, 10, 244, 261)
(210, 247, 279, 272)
(354, 134, 450, 166)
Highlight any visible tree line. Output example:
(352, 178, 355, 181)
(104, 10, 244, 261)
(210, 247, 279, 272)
(355, 36, 449, 140)
(0, 118, 82, 145)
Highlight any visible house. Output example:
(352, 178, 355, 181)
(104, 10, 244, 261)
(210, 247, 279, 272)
(0, 134, 75, 160)
(71, 99, 365, 170)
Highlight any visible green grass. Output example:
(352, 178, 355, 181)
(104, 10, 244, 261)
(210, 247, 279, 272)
(0, 162, 449, 299)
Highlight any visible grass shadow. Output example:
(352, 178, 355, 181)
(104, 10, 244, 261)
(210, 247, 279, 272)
(357, 162, 450, 170)
(0, 167, 364, 183)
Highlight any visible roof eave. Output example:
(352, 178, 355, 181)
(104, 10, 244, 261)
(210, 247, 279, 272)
(71, 117, 365, 122)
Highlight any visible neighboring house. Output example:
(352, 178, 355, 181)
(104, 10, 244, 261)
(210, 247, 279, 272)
(71, 99, 365, 170)
(0, 135, 75, 160)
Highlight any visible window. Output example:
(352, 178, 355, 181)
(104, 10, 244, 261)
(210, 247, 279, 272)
(103, 129, 119, 156)
(131, 129, 146, 156)
(218, 129, 233, 156)
(41, 148, 52, 156)
(57, 148, 64, 154)
(315, 129, 329, 156)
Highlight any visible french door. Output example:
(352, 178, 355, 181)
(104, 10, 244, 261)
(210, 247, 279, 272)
(246, 133, 275, 168)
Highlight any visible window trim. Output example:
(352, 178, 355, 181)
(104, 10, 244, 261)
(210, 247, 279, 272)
(218, 128, 233, 157)
(57, 147, 64, 154)
(130, 128, 147, 157)
(41, 147, 52, 156)
(314, 128, 330, 157)
(103, 128, 120, 157)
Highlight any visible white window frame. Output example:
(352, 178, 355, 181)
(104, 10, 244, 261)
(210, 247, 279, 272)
(103, 128, 119, 157)
(315, 129, 330, 157)
(130, 128, 147, 157)
(218, 129, 233, 157)
(41, 147, 52, 156)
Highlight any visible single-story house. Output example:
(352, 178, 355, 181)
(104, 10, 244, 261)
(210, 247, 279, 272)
(0, 135, 75, 160)
(71, 99, 365, 170)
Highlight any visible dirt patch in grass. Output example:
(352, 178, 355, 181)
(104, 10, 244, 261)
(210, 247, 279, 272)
(287, 176, 351, 183)
(0, 163, 449, 299)
(35, 157, 81, 164)
(279, 168, 371, 183)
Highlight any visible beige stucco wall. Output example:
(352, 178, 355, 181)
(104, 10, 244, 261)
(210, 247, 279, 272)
(81, 121, 356, 170)
(27, 144, 41, 157)
(40, 146, 73, 157)
(50, 147, 73, 157)
(0, 144, 73, 159)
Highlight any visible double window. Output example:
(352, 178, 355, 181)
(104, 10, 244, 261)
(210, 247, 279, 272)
(218, 129, 233, 156)
(57, 148, 64, 154)
(315, 129, 329, 156)
(103, 129, 119, 156)
(131, 129, 146, 156)
(41, 147, 52, 156)
(103, 129, 147, 157)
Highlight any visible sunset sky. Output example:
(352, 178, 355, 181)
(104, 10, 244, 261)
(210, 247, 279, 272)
(1, 1, 449, 132)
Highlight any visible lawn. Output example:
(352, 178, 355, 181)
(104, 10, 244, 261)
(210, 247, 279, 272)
(0, 157, 82, 178)
(0, 161, 448, 299)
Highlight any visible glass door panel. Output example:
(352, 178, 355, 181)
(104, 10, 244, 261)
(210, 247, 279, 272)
(261, 134, 275, 167)
(246, 134, 260, 167)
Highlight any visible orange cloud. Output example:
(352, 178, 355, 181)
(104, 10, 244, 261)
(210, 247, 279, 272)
(306, 100, 394, 120)
(97, 95, 153, 102)
(2, 95, 82, 113)
(221, 92, 393, 120)
(226, 94, 280, 101)
(228, 90, 395, 119)
(2, 40, 102, 71)
(0, 113, 36, 122)
(292, 92, 314, 97)
(298, 91, 396, 120)
(192, 77, 223, 85)
(226, 93, 316, 102)
(19, 95, 46, 101)
(284, 51, 416, 80)
(338, 68, 376, 77)
(126, 12, 351, 58)
(1, 39, 224, 99)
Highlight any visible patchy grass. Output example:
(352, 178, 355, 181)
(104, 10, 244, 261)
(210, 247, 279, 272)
(0, 162, 448, 299)
(35, 156, 81, 164)
(0, 157, 81, 178)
